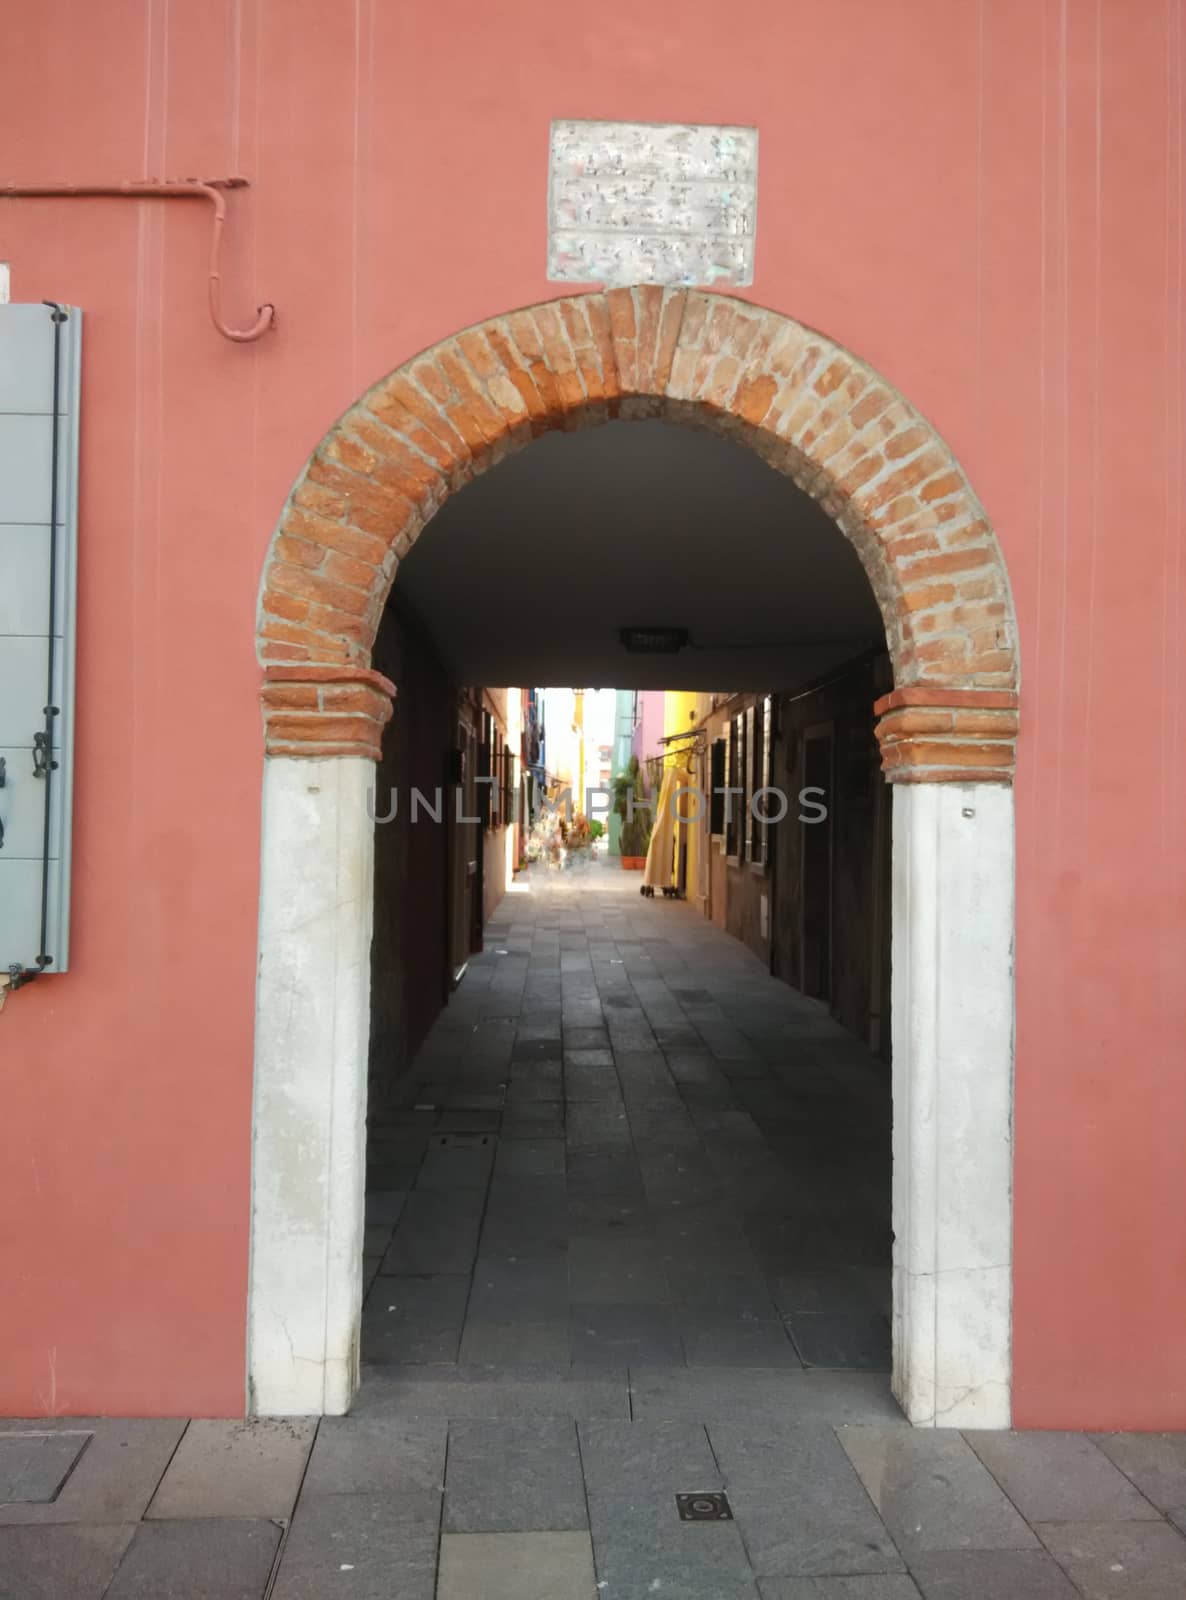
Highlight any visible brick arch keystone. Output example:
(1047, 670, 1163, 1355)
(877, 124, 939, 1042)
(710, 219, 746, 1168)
(258, 287, 1018, 781)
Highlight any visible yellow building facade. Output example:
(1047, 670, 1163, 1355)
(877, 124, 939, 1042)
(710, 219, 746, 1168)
(662, 690, 710, 911)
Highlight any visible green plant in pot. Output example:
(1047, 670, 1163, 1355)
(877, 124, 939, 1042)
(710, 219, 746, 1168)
(612, 756, 652, 869)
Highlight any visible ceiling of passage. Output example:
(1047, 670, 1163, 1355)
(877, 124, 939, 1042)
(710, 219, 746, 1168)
(394, 418, 885, 692)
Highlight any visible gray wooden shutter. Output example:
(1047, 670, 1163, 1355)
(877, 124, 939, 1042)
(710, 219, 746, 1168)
(0, 303, 81, 976)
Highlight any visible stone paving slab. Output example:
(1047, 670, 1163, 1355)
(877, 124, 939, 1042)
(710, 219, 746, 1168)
(104, 1518, 281, 1599)
(710, 1422, 903, 1578)
(300, 1417, 446, 1497)
(681, 1308, 801, 1368)
(364, 1189, 408, 1225)
(270, 1493, 439, 1600)
(770, 1266, 887, 1317)
(579, 1418, 721, 1492)
(579, 1421, 759, 1600)
(630, 1367, 904, 1424)
(570, 1301, 683, 1364)
(458, 1315, 572, 1366)
(663, 1261, 781, 1320)
(363, 1221, 395, 1254)
(906, 1548, 1081, 1598)
(355, 1364, 630, 1419)
(494, 1136, 566, 1176)
(0, 1522, 134, 1599)
(363, 1275, 470, 1363)
(567, 1235, 673, 1303)
(838, 1427, 1039, 1559)
(0, 1419, 185, 1527)
(437, 1530, 597, 1600)
(567, 1191, 653, 1237)
(444, 1420, 587, 1532)
(507, 1071, 564, 1107)
(966, 1430, 1160, 1525)
(0, 1429, 90, 1504)
(1090, 1431, 1186, 1521)
(786, 1312, 891, 1371)
(467, 1255, 569, 1320)
(758, 1579, 921, 1599)
(1035, 1519, 1186, 1599)
(381, 1189, 484, 1276)
(146, 1419, 315, 1520)
(415, 1136, 496, 1191)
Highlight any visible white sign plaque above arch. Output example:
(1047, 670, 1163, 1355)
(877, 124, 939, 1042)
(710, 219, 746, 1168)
(548, 119, 758, 288)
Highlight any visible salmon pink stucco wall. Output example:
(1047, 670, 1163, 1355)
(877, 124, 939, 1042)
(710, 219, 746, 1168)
(0, 0, 1183, 1424)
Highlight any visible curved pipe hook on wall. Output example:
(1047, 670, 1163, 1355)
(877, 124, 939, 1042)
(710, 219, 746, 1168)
(1, 177, 275, 343)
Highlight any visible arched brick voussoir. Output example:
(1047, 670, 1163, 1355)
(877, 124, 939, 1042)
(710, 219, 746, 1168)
(258, 287, 1019, 773)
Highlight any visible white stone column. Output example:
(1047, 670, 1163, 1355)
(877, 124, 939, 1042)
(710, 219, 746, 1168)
(891, 781, 1015, 1428)
(248, 756, 376, 1416)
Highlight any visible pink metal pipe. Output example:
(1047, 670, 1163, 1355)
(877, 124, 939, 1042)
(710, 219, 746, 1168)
(1, 177, 276, 343)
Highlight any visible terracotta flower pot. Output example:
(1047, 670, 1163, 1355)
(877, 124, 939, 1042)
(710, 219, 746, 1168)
(621, 856, 646, 870)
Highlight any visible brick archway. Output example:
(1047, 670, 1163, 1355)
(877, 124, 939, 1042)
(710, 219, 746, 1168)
(248, 288, 1019, 1431)
(257, 288, 1018, 780)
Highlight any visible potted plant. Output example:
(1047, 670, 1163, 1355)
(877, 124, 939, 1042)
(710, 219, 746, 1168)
(612, 756, 652, 870)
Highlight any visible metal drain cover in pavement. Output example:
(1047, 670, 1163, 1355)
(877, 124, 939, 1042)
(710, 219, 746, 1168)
(676, 1492, 732, 1521)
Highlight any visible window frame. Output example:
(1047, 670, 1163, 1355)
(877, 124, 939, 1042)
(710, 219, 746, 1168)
(709, 737, 727, 836)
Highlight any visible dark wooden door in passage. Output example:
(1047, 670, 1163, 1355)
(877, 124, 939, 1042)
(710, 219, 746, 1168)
(800, 727, 834, 1002)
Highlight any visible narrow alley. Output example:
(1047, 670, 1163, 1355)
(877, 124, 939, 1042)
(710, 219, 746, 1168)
(361, 853, 893, 1379)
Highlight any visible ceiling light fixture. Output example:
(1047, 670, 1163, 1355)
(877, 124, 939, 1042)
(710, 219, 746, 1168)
(619, 626, 689, 655)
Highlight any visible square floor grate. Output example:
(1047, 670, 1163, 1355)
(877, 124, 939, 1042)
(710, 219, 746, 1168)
(676, 1491, 733, 1521)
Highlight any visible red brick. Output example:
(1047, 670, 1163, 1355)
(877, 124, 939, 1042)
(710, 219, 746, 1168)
(860, 447, 948, 513)
(319, 684, 395, 718)
(584, 296, 622, 408)
(919, 470, 964, 503)
(898, 582, 958, 614)
(411, 358, 452, 407)
(884, 425, 930, 461)
(879, 709, 955, 736)
(261, 616, 323, 651)
(282, 507, 388, 568)
(376, 375, 466, 453)
(268, 739, 382, 760)
(606, 286, 637, 344)
(269, 562, 371, 618)
(633, 285, 663, 391)
(732, 373, 778, 426)
(261, 640, 312, 662)
(274, 534, 325, 571)
(850, 387, 894, 430)
(266, 713, 384, 747)
(260, 683, 319, 711)
(813, 357, 851, 398)
(483, 327, 550, 427)
(322, 549, 380, 592)
(904, 547, 996, 583)
(952, 709, 1020, 736)
(306, 456, 421, 526)
(874, 687, 1019, 713)
(263, 587, 311, 624)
